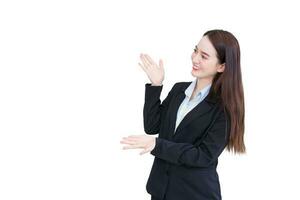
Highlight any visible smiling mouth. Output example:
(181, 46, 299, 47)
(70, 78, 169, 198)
(192, 65, 201, 70)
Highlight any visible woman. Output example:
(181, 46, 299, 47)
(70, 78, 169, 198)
(120, 29, 246, 200)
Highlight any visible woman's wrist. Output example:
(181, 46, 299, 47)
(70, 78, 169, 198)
(151, 82, 163, 86)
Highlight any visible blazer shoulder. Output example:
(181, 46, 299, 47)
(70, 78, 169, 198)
(171, 81, 191, 92)
(174, 81, 192, 86)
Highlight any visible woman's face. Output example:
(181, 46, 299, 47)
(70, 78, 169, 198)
(191, 35, 225, 79)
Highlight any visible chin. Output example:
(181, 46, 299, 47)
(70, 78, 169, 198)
(191, 70, 204, 78)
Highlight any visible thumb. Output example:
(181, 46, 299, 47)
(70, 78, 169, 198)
(139, 147, 150, 155)
(159, 59, 163, 69)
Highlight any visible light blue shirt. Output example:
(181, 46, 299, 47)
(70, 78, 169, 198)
(174, 78, 212, 133)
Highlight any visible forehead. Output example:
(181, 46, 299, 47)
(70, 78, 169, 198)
(196, 36, 217, 56)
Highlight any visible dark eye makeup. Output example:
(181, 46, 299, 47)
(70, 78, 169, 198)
(193, 48, 207, 59)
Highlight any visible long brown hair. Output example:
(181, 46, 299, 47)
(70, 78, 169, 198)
(204, 29, 246, 154)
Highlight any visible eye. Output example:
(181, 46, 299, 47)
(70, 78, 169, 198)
(193, 48, 207, 59)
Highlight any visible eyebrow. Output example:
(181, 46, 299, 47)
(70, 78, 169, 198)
(195, 45, 210, 57)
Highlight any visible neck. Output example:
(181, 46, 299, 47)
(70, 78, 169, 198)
(196, 77, 213, 91)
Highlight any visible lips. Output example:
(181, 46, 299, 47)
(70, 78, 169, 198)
(193, 63, 201, 68)
(192, 65, 201, 70)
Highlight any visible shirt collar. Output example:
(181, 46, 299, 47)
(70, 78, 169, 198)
(185, 78, 212, 100)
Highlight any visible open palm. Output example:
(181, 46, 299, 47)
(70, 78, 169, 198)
(139, 53, 165, 85)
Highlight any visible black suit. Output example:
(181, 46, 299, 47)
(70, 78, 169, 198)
(143, 81, 230, 200)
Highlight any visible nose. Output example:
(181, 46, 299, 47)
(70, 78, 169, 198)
(191, 53, 202, 63)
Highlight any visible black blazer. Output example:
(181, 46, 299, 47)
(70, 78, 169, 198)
(143, 81, 230, 200)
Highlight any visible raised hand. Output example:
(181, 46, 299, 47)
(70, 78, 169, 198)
(139, 53, 165, 86)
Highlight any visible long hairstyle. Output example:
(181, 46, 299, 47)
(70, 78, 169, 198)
(203, 29, 246, 154)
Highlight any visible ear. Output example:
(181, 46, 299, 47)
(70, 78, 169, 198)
(217, 63, 225, 73)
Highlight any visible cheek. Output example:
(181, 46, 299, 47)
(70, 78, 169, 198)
(201, 60, 211, 68)
(202, 62, 217, 72)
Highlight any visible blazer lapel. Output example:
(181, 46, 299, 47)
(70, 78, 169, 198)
(168, 91, 186, 138)
(167, 82, 220, 139)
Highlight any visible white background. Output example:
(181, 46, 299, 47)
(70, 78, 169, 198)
(1, 0, 300, 199)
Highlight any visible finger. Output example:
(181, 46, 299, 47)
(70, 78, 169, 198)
(122, 136, 139, 139)
(139, 62, 147, 71)
(159, 59, 163, 69)
(121, 137, 138, 143)
(120, 140, 136, 145)
(128, 135, 141, 138)
(144, 54, 155, 65)
(123, 144, 142, 150)
(140, 54, 151, 67)
(140, 147, 150, 155)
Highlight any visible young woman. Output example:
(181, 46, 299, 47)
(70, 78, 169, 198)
(120, 29, 246, 200)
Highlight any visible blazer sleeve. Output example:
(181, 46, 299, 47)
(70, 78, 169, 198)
(143, 82, 178, 135)
(150, 108, 230, 168)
